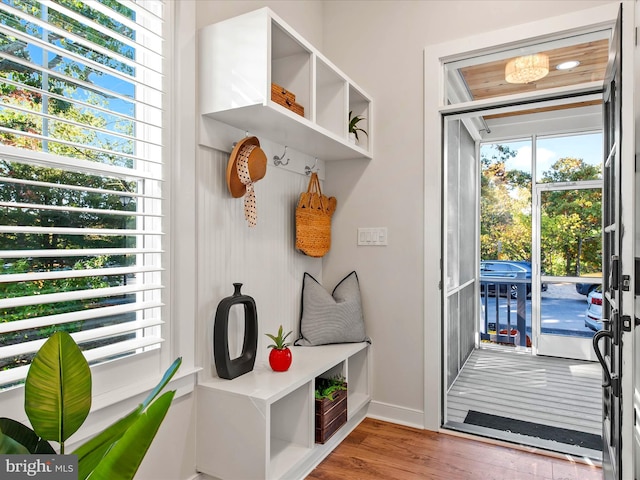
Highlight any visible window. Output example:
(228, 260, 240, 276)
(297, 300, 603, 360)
(480, 139, 532, 264)
(0, 0, 166, 389)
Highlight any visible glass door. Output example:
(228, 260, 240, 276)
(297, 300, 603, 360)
(534, 183, 602, 360)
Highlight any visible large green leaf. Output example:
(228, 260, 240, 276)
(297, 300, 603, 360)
(87, 391, 176, 480)
(0, 418, 55, 454)
(25, 331, 91, 446)
(0, 431, 29, 454)
(73, 357, 182, 480)
(140, 357, 182, 410)
(73, 408, 143, 480)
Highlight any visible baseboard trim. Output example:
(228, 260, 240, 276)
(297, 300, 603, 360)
(186, 473, 205, 480)
(366, 400, 425, 429)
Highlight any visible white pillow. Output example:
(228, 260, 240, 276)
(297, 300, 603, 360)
(295, 272, 369, 346)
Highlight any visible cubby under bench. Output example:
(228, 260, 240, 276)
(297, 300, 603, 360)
(196, 342, 370, 480)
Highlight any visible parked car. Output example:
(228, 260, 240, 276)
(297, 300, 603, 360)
(480, 260, 547, 298)
(584, 285, 603, 332)
(576, 272, 602, 296)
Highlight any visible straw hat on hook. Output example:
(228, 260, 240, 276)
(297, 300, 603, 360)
(226, 136, 267, 198)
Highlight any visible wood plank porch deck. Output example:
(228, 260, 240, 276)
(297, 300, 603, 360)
(445, 347, 602, 458)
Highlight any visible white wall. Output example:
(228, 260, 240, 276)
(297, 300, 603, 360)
(137, 395, 197, 480)
(195, 0, 324, 45)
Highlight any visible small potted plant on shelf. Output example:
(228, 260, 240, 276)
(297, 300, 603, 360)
(266, 325, 293, 372)
(348, 111, 368, 145)
(314, 375, 348, 444)
(315, 375, 347, 401)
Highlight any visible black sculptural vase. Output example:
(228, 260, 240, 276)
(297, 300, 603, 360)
(213, 283, 258, 380)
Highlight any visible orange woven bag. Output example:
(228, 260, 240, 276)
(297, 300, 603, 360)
(295, 173, 337, 257)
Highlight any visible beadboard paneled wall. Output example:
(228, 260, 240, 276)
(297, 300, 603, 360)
(196, 145, 321, 379)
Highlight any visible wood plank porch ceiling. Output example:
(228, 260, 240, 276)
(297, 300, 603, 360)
(458, 39, 608, 119)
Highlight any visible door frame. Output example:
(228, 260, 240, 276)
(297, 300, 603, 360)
(533, 181, 603, 361)
(424, 1, 628, 435)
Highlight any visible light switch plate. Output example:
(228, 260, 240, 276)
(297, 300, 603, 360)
(357, 227, 388, 246)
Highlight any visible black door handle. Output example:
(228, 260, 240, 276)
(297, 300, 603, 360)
(593, 329, 614, 389)
(610, 256, 619, 290)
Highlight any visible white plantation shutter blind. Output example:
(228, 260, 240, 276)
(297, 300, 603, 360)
(0, 0, 165, 388)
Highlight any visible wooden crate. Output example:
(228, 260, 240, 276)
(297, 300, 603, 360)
(271, 82, 305, 117)
(315, 387, 347, 444)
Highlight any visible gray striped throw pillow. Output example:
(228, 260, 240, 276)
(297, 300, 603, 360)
(295, 271, 369, 346)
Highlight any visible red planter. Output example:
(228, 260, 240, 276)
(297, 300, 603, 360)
(269, 347, 292, 372)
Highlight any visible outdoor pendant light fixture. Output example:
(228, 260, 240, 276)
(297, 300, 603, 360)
(556, 60, 580, 70)
(505, 53, 549, 84)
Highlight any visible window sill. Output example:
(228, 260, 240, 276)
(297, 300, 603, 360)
(91, 366, 201, 411)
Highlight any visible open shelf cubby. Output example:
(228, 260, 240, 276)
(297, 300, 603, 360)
(348, 85, 371, 153)
(271, 20, 311, 121)
(346, 345, 370, 417)
(199, 7, 372, 161)
(270, 382, 313, 478)
(317, 361, 345, 382)
(316, 56, 347, 138)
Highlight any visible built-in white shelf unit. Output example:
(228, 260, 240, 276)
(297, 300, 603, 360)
(196, 342, 370, 479)
(199, 7, 373, 161)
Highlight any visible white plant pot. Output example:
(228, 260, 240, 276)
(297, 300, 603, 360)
(348, 132, 357, 144)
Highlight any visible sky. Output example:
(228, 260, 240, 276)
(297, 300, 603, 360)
(499, 132, 603, 181)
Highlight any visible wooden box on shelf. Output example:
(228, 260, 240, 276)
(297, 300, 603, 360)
(315, 384, 347, 444)
(271, 82, 305, 117)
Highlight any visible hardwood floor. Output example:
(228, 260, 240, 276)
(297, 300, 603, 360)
(307, 418, 602, 480)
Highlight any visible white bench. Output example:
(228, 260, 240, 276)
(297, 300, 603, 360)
(196, 342, 370, 479)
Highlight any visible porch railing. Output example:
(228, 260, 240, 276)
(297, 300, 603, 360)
(480, 275, 530, 347)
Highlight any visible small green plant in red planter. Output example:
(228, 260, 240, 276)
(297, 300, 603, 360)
(266, 325, 293, 372)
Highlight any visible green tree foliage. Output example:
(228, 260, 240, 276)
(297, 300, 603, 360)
(480, 144, 532, 261)
(539, 157, 601, 276)
(481, 143, 602, 277)
(0, 0, 136, 165)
